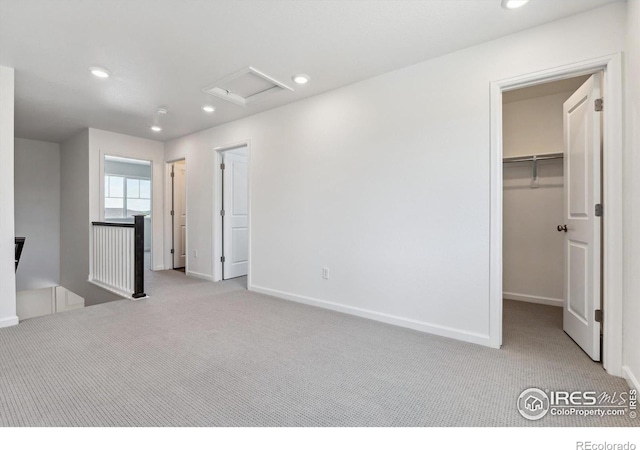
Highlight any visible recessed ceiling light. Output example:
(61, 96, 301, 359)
(501, 0, 529, 9)
(150, 126, 162, 132)
(90, 67, 110, 78)
(292, 74, 310, 85)
(202, 105, 216, 113)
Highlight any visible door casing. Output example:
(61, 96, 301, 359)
(221, 149, 249, 279)
(213, 140, 252, 284)
(164, 158, 187, 273)
(171, 160, 187, 269)
(489, 53, 624, 377)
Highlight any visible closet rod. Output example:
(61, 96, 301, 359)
(502, 152, 564, 163)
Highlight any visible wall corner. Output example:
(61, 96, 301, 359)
(0, 66, 17, 327)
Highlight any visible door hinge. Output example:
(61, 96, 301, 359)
(595, 204, 603, 217)
(170, 249, 174, 254)
(221, 256, 226, 263)
(170, 210, 174, 216)
(220, 210, 225, 216)
(595, 309, 603, 323)
(171, 171, 175, 178)
(220, 163, 225, 170)
(595, 98, 603, 112)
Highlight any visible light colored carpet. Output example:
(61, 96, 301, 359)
(0, 270, 635, 427)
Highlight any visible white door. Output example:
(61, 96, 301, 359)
(222, 150, 248, 279)
(172, 160, 186, 269)
(562, 73, 602, 361)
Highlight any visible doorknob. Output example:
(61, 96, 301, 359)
(557, 224, 568, 232)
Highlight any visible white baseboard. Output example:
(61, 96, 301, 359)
(250, 285, 491, 347)
(186, 270, 215, 282)
(623, 365, 640, 391)
(0, 315, 19, 328)
(503, 292, 563, 307)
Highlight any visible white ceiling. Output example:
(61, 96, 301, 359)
(0, 0, 621, 143)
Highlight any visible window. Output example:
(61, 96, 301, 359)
(104, 155, 152, 220)
(105, 175, 151, 219)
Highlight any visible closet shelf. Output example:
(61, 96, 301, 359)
(502, 152, 564, 163)
(503, 152, 563, 189)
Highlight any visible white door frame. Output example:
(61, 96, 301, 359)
(171, 159, 187, 269)
(489, 53, 623, 377)
(163, 157, 187, 272)
(213, 140, 251, 284)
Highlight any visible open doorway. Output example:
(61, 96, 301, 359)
(490, 54, 624, 377)
(501, 74, 604, 360)
(103, 155, 152, 269)
(171, 160, 186, 272)
(215, 144, 249, 282)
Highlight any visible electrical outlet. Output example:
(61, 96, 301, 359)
(193, 250, 198, 258)
(322, 267, 329, 280)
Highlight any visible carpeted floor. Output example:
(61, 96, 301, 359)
(0, 270, 635, 427)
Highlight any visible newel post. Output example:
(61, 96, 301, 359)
(132, 215, 146, 298)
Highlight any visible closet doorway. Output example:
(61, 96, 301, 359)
(215, 144, 249, 281)
(502, 74, 603, 361)
(170, 159, 186, 271)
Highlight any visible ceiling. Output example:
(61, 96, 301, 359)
(0, 0, 621, 144)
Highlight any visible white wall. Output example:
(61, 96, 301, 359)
(60, 130, 113, 305)
(503, 91, 574, 158)
(503, 161, 564, 305)
(0, 65, 17, 328)
(14, 138, 61, 291)
(61, 128, 164, 305)
(165, 4, 627, 346)
(89, 129, 164, 270)
(502, 92, 573, 305)
(623, 0, 640, 390)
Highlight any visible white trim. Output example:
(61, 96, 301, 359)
(88, 279, 130, 299)
(0, 315, 19, 328)
(622, 366, 640, 391)
(163, 162, 174, 271)
(600, 54, 624, 379)
(503, 292, 563, 307)
(164, 158, 187, 272)
(166, 156, 188, 163)
(213, 140, 252, 285)
(185, 270, 215, 282)
(250, 284, 491, 347)
(489, 53, 624, 377)
(489, 77, 503, 350)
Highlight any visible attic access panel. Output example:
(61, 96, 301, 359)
(202, 67, 293, 107)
